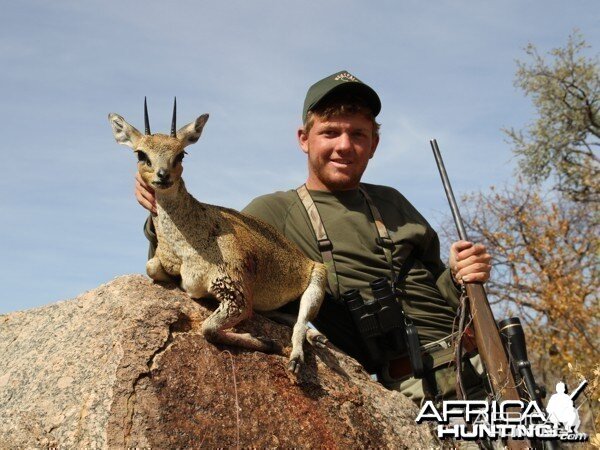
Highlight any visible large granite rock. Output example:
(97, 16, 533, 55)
(0, 275, 437, 448)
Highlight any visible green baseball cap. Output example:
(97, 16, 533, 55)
(302, 70, 381, 123)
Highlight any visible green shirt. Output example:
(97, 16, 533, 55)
(241, 184, 461, 369)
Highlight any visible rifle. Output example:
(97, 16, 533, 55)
(430, 139, 530, 449)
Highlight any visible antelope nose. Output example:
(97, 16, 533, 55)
(157, 169, 169, 180)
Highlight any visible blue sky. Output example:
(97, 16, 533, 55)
(1, 1, 598, 313)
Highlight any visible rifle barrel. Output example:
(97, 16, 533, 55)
(430, 139, 468, 241)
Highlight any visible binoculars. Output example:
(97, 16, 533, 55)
(342, 277, 424, 378)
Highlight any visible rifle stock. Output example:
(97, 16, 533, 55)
(430, 139, 529, 449)
(465, 282, 520, 401)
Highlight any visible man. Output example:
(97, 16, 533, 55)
(136, 70, 492, 404)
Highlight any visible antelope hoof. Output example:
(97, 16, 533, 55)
(287, 349, 304, 374)
(306, 328, 328, 348)
(288, 357, 302, 374)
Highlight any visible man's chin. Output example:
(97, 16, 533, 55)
(320, 175, 360, 191)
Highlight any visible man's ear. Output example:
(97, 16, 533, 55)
(298, 127, 309, 154)
(369, 134, 380, 159)
(177, 114, 209, 147)
(108, 113, 142, 149)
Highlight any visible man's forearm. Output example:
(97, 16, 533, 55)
(143, 215, 158, 260)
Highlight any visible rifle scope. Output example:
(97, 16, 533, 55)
(499, 318, 546, 403)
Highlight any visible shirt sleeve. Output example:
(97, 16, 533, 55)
(421, 227, 462, 310)
(241, 195, 286, 233)
(143, 214, 158, 260)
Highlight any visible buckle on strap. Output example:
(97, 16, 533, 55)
(375, 236, 395, 248)
(318, 238, 333, 251)
(421, 332, 456, 353)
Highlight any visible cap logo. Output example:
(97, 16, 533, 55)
(334, 72, 359, 82)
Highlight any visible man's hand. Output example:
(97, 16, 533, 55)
(449, 240, 491, 285)
(135, 172, 157, 214)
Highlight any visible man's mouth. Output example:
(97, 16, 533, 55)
(330, 159, 352, 166)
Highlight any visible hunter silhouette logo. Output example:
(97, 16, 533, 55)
(546, 380, 586, 433)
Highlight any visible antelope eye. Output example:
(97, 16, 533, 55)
(173, 151, 186, 166)
(135, 151, 151, 167)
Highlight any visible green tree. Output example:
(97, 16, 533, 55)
(504, 31, 599, 203)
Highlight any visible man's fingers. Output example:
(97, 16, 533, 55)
(457, 262, 492, 276)
(136, 194, 156, 213)
(455, 253, 491, 271)
(134, 173, 156, 213)
(461, 272, 490, 283)
(136, 179, 155, 203)
(457, 243, 486, 260)
(450, 240, 491, 285)
(135, 186, 156, 212)
(456, 264, 492, 283)
(451, 240, 473, 254)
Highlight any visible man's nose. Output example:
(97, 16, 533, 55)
(157, 168, 169, 180)
(336, 133, 353, 151)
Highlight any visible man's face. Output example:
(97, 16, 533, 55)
(298, 113, 379, 191)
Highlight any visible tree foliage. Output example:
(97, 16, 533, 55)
(504, 31, 599, 203)
(446, 32, 600, 432)
(462, 184, 598, 380)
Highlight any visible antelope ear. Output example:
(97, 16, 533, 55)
(108, 113, 142, 149)
(177, 114, 209, 147)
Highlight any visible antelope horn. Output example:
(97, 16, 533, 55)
(144, 97, 151, 135)
(170, 97, 177, 137)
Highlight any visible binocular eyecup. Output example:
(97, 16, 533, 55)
(370, 277, 406, 352)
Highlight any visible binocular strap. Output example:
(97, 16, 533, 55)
(296, 183, 406, 300)
(296, 184, 342, 300)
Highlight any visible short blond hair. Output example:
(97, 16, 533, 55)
(303, 94, 381, 138)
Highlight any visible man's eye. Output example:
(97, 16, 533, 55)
(136, 151, 151, 167)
